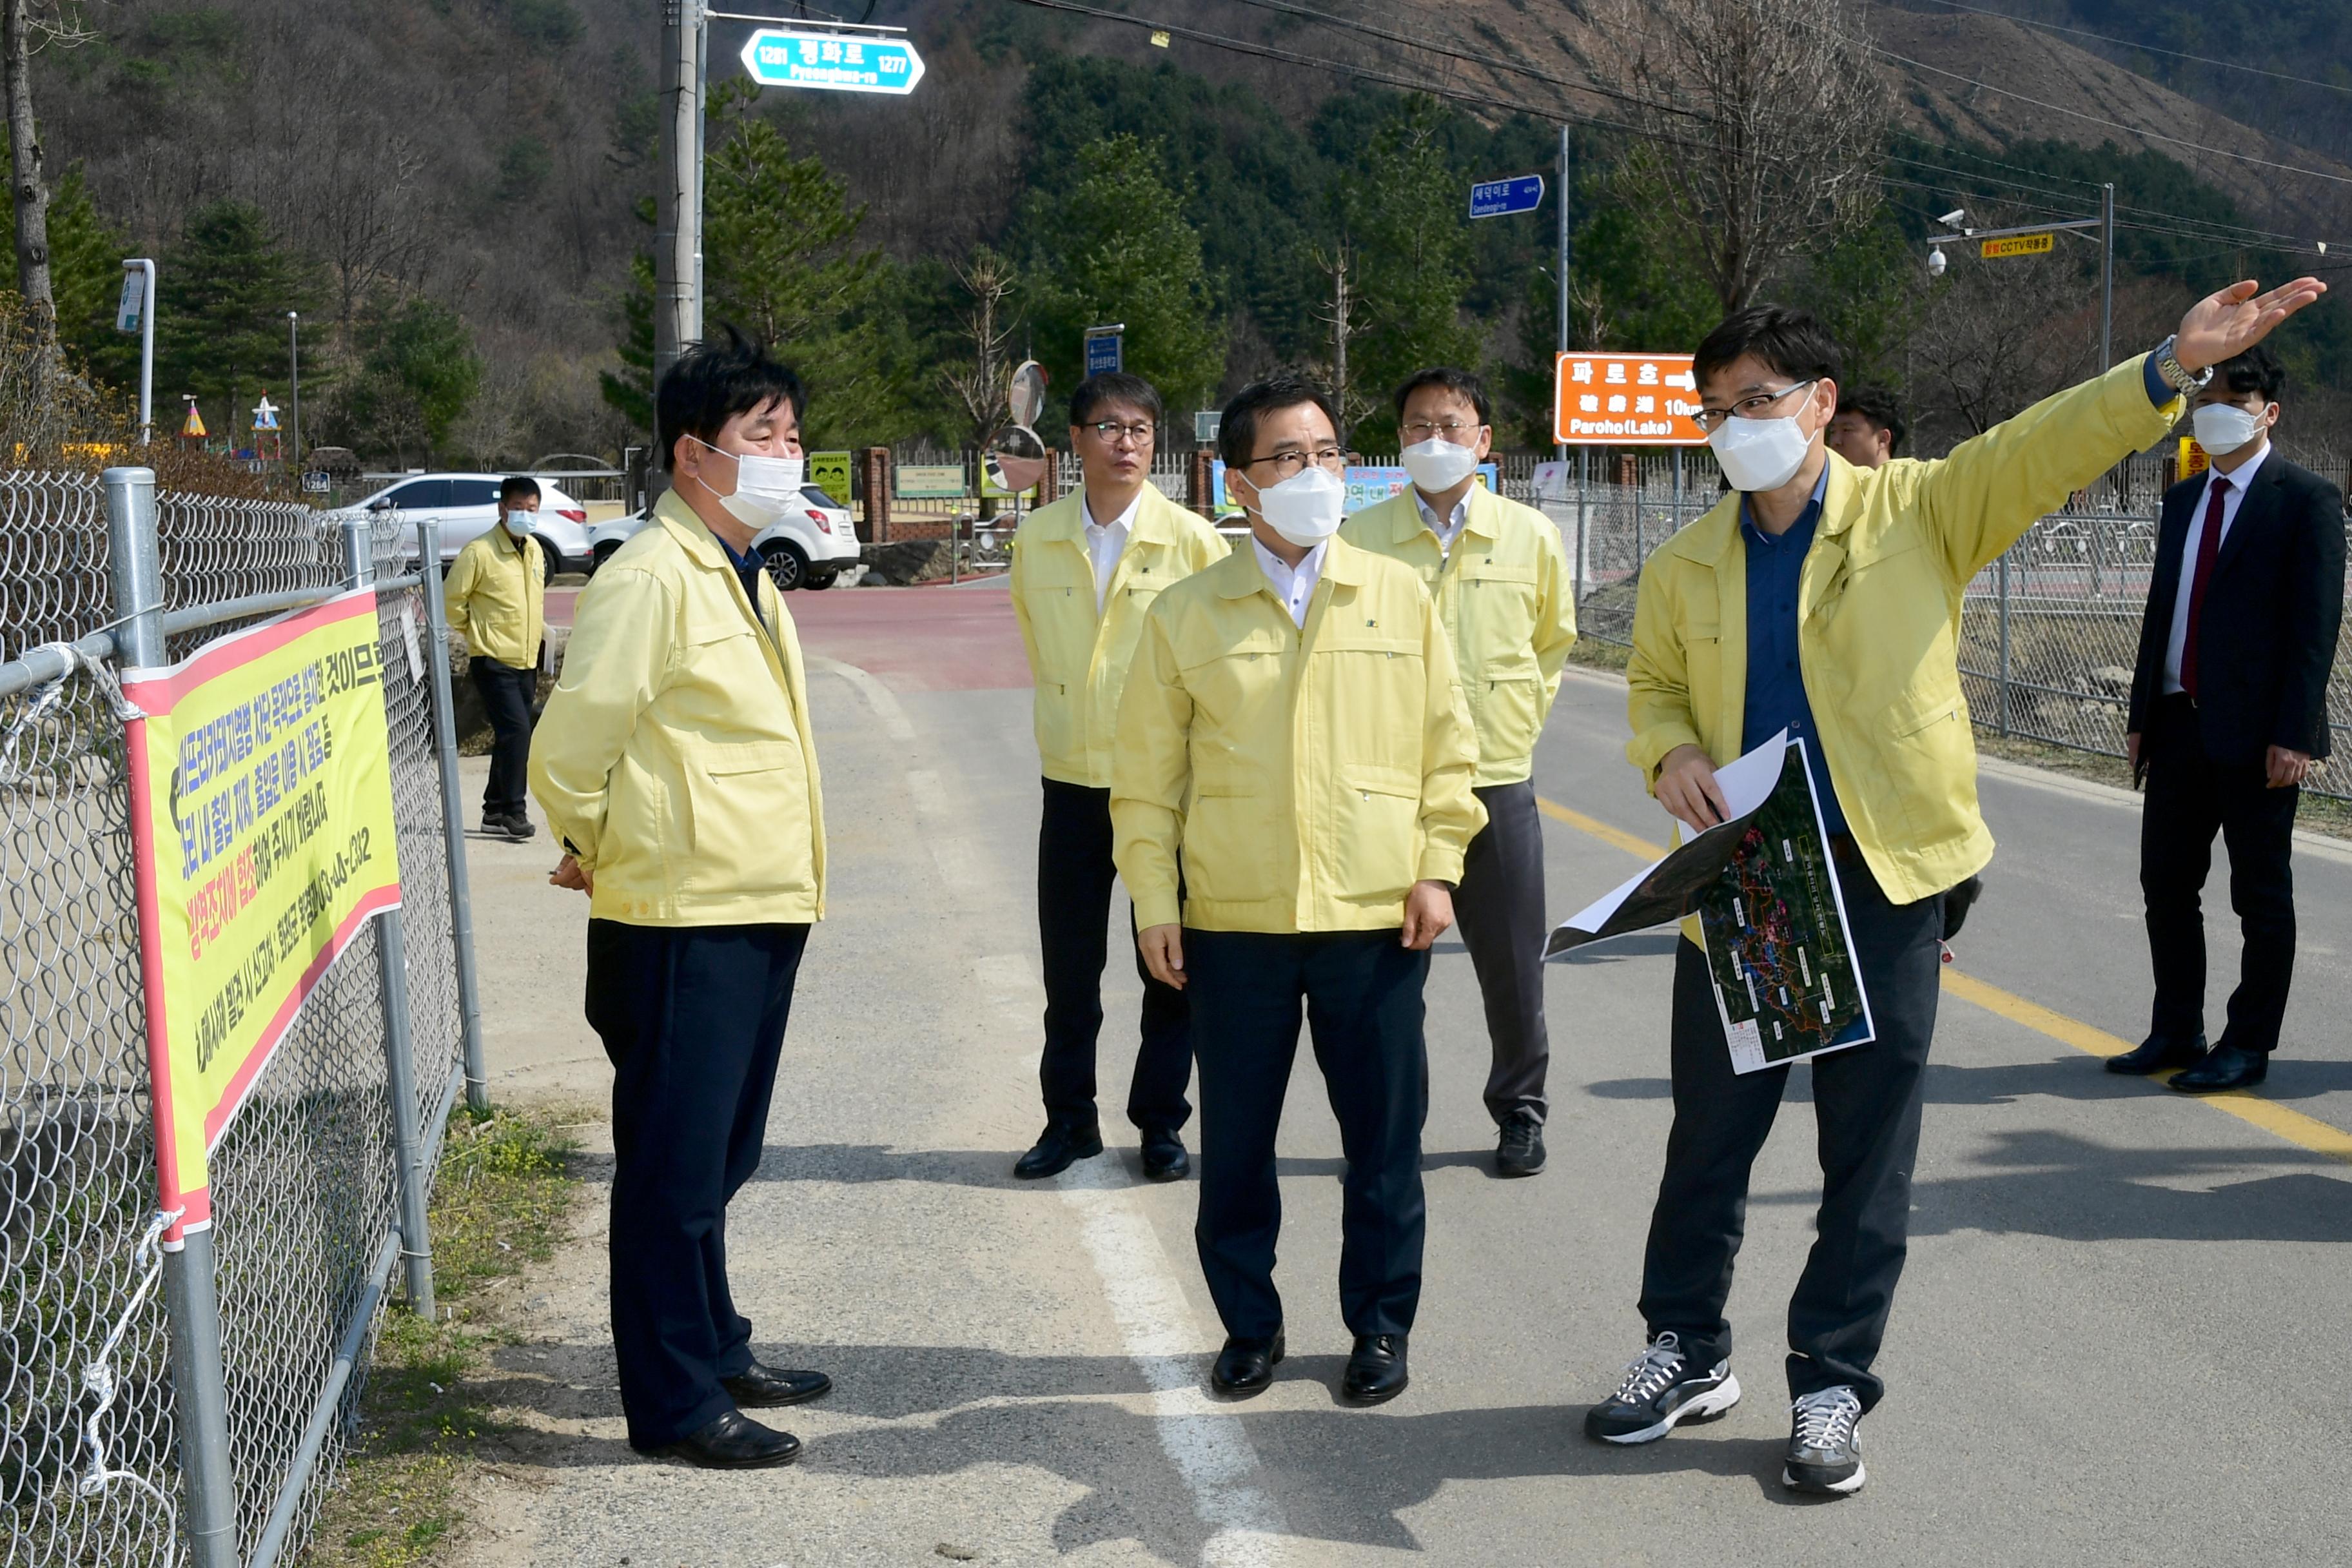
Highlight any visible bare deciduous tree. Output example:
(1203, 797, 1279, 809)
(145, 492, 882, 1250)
(941, 247, 1016, 447)
(3, 0, 90, 352)
(1591, 0, 1889, 312)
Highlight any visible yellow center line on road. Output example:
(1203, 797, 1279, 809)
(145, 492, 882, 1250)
(1536, 794, 2352, 1167)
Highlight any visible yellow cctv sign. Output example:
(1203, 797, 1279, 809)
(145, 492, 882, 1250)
(1981, 232, 2055, 260)
(807, 450, 852, 507)
(122, 589, 402, 1246)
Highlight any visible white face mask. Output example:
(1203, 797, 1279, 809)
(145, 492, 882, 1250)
(1707, 410, 1814, 493)
(2191, 402, 2267, 456)
(1401, 436, 1480, 494)
(1251, 464, 1346, 547)
(503, 509, 533, 539)
(693, 436, 805, 527)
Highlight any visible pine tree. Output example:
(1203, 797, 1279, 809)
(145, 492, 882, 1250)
(1339, 97, 1482, 452)
(158, 201, 322, 440)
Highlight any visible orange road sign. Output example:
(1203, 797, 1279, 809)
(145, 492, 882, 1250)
(1554, 353, 1707, 446)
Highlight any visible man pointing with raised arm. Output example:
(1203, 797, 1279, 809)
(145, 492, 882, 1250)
(1583, 280, 2323, 1498)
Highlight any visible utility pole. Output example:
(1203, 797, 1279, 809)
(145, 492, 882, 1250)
(286, 311, 302, 480)
(2099, 182, 2115, 371)
(654, 0, 704, 395)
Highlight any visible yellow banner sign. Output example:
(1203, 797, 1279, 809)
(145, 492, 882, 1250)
(1981, 232, 2055, 260)
(2179, 436, 2211, 478)
(122, 589, 402, 1246)
(807, 449, 852, 507)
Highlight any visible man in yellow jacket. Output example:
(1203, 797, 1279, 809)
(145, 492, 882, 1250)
(1342, 367, 1576, 1177)
(529, 331, 832, 1471)
(1583, 282, 2322, 1500)
(1009, 372, 1228, 1182)
(444, 474, 546, 841)
(1113, 375, 1485, 1407)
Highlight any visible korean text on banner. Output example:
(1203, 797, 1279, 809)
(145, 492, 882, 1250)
(1554, 352, 1707, 446)
(121, 588, 403, 1246)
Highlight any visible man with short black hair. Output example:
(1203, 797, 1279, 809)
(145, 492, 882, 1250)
(446, 474, 545, 840)
(1115, 374, 1484, 1406)
(531, 328, 834, 1471)
(1585, 280, 2322, 1496)
(1826, 387, 1906, 470)
(2115, 343, 2344, 1092)
(1342, 367, 1576, 1176)
(1010, 371, 1227, 1181)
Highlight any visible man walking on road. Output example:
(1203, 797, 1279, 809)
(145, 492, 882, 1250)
(2116, 344, 2344, 1092)
(444, 475, 545, 841)
(1008, 372, 1228, 1182)
(1344, 368, 1576, 1177)
(1114, 375, 1485, 1407)
(530, 331, 834, 1471)
(1585, 280, 2322, 1497)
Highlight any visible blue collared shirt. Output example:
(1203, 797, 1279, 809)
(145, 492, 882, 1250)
(713, 528, 769, 626)
(1740, 466, 1847, 836)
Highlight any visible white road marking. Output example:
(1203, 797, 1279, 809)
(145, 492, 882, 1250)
(808, 652, 915, 740)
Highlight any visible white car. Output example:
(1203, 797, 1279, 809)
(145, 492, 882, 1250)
(345, 472, 594, 576)
(587, 484, 860, 590)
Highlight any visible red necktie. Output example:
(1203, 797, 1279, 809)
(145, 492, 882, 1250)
(2180, 475, 2228, 700)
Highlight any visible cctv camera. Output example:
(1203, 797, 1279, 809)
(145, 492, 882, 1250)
(1938, 208, 1966, 228)
(1927, 247, 1948, 277)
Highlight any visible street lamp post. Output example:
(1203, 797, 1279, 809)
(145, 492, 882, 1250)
(287, 311, 302, 481)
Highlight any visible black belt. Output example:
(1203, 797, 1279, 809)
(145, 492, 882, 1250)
(1827, 832, 1862, 864)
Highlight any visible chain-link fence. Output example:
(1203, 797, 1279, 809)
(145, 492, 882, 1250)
(1, 470, 484, 1567)
(1540, 475, 2352, 801)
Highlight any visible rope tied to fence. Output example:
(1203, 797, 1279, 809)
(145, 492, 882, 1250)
(76, 1205, 185, 1556)
(0, 639, 144, 774)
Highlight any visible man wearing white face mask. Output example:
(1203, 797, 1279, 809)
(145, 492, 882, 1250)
(1591, 282, 2324, 1498)
(1344, 367, 1576, 1177)
(1113, 375, 1484, 1406)
(530, 328, 832, 1471)
(2117, 344, 2344, 1093)
(444, 474, 547, 840)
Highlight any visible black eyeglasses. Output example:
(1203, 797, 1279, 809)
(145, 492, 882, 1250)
(1692, 380, 1817, 435)
(1083, 421, 1156, 446)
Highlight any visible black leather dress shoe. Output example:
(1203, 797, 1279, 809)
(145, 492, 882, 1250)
(2106, 1032, 2206, 1075)
(1340, 1333, 1409, 1405)
(1495, 1112, 1546, 1177)
(658, 1409, 801, 1469)
(2169, 1042, 2268, 1093)
(1210, 1329, 1284, 1396)
(721, 1361, 832, 1408)
(1141, 1130, 1190, 1181)
(1014, 1121, 1104, 1179)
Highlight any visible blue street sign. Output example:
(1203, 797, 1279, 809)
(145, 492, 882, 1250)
(1085, 330, 1123, 378)
(1469, 174, 1545, 219)
(739, 28, 925, 95)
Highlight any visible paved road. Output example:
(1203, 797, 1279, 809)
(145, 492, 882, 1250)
(453, 576, 2352, 1567)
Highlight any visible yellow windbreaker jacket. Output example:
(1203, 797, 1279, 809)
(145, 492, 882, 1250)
(1010, 485, 1231, 787)
(1112, 536, 1487, 934)
(1342, 483, 1577, 785)
(528, 491, 826, 925)
(443, 526, 545, 671)
(1627, 355, 2184, 905)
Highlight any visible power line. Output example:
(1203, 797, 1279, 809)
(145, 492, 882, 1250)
(1875, 44, 2352, 188)
(1907, 0, 2352, 98)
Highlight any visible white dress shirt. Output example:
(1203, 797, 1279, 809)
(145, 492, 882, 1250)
(1082, 487, 1142, 611)
(1414, 488, 1473, 558)
(2162, 441, 2269, 694)
(1251, 536, 1328, 629)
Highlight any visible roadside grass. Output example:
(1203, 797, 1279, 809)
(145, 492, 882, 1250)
(299, 1106, 584, 1568)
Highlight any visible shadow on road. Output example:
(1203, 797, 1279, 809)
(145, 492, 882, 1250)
(559, 1144, 1514, 1188)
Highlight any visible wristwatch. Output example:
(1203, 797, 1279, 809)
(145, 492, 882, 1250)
(2150, 334, 2212, 398)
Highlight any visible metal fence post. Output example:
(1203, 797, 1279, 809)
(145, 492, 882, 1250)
(415, 520, 489, 1112)
(1996, 548, 2014, 738)
(106, 467, 244, 1568)
(341, 516, 438, 1318)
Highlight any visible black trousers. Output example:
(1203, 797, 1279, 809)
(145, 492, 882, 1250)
(1037, 778, 1192, 1133)
(471, 657, 536, 818)
(1188, 928, 1429, 1341)
(2141, 693, 2300, 1054)
(585, 918, 809, 1451)
(1638, 854, 1943, 1412)
(1456, 780, 1551, 1124)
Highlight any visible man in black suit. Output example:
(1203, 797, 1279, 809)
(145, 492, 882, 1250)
(2115, 344, 2344, 1092)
